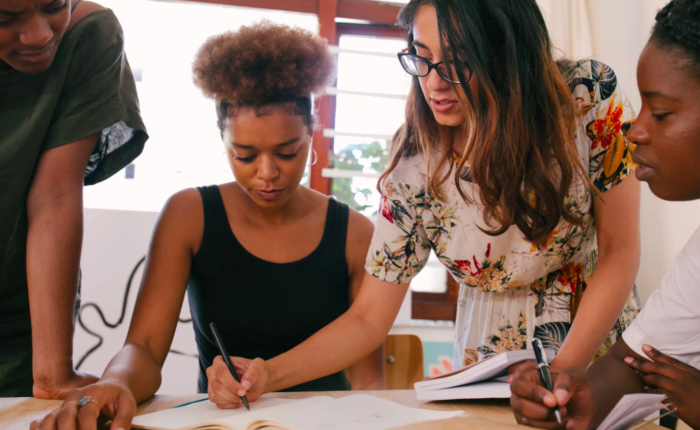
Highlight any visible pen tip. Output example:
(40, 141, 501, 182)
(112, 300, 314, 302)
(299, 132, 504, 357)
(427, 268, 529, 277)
(555, 410, 562, 424)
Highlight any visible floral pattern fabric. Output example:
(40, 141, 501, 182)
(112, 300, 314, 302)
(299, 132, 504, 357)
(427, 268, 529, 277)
(366, 60, 640, 367)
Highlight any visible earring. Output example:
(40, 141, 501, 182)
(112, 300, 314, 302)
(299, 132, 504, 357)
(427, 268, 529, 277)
(307, 148, 318, 167)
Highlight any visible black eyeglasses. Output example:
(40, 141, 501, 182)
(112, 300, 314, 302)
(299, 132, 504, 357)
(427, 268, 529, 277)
(397, 52, 472, 84)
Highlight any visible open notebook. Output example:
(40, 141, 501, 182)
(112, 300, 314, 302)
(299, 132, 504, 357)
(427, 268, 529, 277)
(415, 349, 554, 401)
(131, 394, 465, 430)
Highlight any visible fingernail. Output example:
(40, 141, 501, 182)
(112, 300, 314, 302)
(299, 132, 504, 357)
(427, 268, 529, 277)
(624, 357, 634, 364)
(238, 389, 246, 396)
(642, 344, 652, 353)
(242, 380, 251, 390)
(507, 375, 513, 383)
(554, 388, 568, 403)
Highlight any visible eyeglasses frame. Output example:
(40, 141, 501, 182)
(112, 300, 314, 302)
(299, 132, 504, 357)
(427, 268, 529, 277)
(397, 51, 472, 84)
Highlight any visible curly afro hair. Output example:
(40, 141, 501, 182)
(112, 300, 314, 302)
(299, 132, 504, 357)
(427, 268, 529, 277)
(652, 0, 700, 68)
(193, 20, 335, 133)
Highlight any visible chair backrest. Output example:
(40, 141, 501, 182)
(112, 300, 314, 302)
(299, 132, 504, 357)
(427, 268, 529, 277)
(384, 334, 424, 390)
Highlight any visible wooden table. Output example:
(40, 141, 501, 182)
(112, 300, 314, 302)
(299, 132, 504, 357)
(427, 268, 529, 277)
(0, 390, 663, 430)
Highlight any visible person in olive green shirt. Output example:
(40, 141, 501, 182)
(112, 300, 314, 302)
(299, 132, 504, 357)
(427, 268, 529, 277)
(0, 0, 147, 397)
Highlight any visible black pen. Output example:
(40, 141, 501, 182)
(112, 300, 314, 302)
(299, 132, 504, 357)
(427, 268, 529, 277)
(531, 338, 561, 424)
(209, 322, 250, 410)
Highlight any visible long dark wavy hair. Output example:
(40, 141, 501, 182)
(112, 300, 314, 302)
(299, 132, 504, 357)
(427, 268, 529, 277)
(381, 0, 584, 247)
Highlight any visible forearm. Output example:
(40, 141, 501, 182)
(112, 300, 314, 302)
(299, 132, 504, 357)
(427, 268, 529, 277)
(267, 310, 388, 392)
(553, 252, 638, 370)
(346, 343, 386, 390)
(26, 192, 83, 386)
(100, 343, 163, 403)
(586, 352, 645, 428)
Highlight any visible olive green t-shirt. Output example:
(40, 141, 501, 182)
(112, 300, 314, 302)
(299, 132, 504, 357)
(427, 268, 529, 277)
(0, 9, 147, 393)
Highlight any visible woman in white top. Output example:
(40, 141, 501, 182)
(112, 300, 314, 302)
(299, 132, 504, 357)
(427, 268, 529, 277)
(511, 0, 700, 428)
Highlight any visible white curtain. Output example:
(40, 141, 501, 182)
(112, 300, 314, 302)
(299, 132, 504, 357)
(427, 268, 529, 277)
(537, 0, 594, 60)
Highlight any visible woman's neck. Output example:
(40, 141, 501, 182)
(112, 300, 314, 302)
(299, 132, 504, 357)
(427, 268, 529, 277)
(451, 125, 468, 153)
(236, 183, 311, 226)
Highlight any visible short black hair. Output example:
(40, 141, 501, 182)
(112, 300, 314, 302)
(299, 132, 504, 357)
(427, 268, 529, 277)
(652, 0, 700, 68)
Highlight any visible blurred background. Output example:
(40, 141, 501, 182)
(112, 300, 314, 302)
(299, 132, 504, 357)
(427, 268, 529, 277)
(75, 0, 698, 395)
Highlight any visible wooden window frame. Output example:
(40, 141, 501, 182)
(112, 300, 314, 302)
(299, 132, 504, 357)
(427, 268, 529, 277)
(178, 0, 458, 322)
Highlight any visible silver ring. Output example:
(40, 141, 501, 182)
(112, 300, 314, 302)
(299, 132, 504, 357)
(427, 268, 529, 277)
(78, 396, 98, 408)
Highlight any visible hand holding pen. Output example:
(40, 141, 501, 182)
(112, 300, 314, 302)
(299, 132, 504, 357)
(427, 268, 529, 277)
(208, 322, 251, 410)
(532, 338, 562, 424)
(510, 341, 598, 430)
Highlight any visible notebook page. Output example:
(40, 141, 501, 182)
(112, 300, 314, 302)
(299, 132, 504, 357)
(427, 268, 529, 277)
(247, 394, 464, 430)
(221, 397, 336, 429)
(597, 394, 666, 430)
(131, 397, 298, 430)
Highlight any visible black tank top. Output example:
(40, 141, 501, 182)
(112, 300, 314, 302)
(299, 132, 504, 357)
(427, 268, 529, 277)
(187, 185, 352, 393)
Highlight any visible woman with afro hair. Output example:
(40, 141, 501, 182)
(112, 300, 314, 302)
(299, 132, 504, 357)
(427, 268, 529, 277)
(33, 21, 383, 430)
(511, 0, 700, 428)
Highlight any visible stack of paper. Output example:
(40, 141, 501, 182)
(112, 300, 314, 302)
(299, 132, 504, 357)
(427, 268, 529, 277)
(414, 349, 554, 401)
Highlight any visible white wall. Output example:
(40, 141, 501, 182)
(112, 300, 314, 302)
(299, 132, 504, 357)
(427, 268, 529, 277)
(77, 209, 200, 393)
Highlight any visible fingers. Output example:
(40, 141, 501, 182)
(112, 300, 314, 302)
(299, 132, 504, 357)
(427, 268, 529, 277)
(511, 394, 566, 422)
(207, 360, 243, 409)
(35, 409, 59, 430)
(552, 368, 588, 405)
(109, 393, 137, 430)
(643, 385, 673, 401)
(642, 345, 695, 372)
(639, 372, 676, 392)
(516, 413, 565, 430)
(624, 356, 683, 382)
(239, 358, 265, 392)
(209, 376, 243, 405)
(32, 400, 80, 430)
(508, 361, 537, 383)
(510, 369, 558, 408)
(207, 356, 246, 398)
(56, 401, 80, 430)
(77, 400, 102, 430)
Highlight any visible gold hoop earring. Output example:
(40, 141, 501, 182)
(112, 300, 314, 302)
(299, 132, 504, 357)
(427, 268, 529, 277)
(307, 148, 318, 166)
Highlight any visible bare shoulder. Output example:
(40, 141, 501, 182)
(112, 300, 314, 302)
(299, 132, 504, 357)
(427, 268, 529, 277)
(345, 206, 374, 273)
(68, 1, 106, 29)
(157, 188, 205, 253)
(347, 207, 374, 243)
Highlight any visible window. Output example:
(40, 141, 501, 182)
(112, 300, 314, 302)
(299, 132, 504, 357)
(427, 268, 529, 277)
(324, 25, 456, 321)
(83, 0, 318, 212)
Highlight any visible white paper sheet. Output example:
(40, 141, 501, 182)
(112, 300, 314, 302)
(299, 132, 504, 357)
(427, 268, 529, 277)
(597, 394, 666, 430)
(416, 381, 512, 401)
(247, 394, 464, 430)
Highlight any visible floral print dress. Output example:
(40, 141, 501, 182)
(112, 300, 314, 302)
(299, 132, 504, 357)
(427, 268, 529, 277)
(365, 60, 641, 368)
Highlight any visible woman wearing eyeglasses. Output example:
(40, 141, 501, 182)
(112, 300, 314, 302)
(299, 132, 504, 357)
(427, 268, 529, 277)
(177, 0, 640, 407)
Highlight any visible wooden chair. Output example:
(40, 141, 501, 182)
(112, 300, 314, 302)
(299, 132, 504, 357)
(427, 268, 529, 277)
(385, 334, 424, 390)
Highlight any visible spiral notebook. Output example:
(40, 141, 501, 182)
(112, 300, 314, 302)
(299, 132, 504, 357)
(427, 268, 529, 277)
(130, 394, 465, 430)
